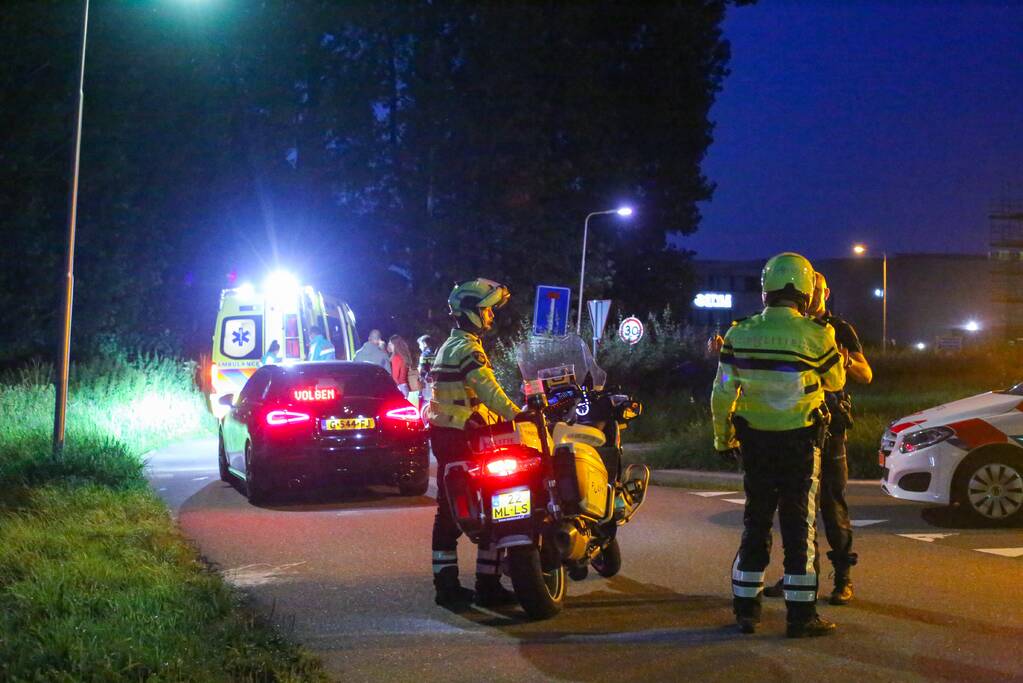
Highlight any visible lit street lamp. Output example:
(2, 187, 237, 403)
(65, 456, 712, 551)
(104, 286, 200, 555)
(853, 243, 887, 352)
(577, 206, 633, 335)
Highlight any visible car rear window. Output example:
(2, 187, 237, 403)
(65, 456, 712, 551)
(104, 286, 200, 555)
(274, 365, 400, 399)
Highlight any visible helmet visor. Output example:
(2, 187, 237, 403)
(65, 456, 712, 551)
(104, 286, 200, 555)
(478, 283, 510, 310)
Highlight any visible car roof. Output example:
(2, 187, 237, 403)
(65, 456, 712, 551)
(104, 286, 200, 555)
(275, 361, 386, 373)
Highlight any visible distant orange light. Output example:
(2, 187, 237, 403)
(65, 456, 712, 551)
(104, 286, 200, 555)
(852, 244, 867, 255)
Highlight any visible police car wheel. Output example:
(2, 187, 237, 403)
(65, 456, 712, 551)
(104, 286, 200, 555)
(955, 454, 1023, 526)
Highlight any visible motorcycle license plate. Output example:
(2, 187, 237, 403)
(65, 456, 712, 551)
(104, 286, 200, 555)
(492, 487, 530, 522)
(322, 417, 375, 431)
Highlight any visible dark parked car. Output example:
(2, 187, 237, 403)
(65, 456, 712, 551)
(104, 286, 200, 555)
(218, 361, 429, 503)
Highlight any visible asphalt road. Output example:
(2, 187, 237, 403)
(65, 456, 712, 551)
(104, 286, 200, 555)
(147, 438, 1023, 683)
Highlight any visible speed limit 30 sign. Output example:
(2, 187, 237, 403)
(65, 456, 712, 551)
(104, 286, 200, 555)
(618, 316, 644, 345)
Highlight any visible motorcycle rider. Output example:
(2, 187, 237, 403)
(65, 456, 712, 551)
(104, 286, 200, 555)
(712, 253, 846, 638)
(426, 278, 522, 608)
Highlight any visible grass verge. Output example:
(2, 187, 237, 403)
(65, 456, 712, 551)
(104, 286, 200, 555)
(0, 353, 327, 682)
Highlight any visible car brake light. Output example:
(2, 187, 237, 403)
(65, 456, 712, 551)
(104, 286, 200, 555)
(266, 409, 311, 426)
(385, 405, 420, 422)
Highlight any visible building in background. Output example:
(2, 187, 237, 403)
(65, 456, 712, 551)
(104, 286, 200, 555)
(990, 198, 1023, 341)
(691, 254, 992, 349)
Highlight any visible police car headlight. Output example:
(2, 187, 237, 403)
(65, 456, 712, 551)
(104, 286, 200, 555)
(899, 426, 954, 453)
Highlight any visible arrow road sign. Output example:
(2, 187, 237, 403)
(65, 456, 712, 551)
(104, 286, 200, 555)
(533, 285, 571, 337)
(587, 299, 611, 340)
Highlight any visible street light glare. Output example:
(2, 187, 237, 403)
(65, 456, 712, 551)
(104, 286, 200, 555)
(852, 244, 867, 255)
(965, 320, 981, 332)
(616, 206, 634, 217)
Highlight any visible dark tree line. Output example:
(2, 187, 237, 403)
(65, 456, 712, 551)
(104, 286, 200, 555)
(0, 0, 751, 361)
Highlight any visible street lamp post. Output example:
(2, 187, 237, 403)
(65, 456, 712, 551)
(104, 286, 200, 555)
(853, 243, 887, 352)
(53, 0, 90, 457)
(576, 206, 632, 335)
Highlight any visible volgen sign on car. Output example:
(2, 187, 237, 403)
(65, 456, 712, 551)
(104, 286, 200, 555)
(619, 316, 644, 345)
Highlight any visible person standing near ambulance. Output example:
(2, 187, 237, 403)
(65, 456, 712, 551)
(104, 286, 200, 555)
(307, 325, 335, 361)
(426, 278, 521, 608)
(712, 253, 846, 638)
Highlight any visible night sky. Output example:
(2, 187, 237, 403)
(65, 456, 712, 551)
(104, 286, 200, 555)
(683, 0, 1023, 261)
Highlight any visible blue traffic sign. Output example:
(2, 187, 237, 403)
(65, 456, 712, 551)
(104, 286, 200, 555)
(533, 286, 572, 337)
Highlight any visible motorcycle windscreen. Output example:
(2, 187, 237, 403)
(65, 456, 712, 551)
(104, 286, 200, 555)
(515, 334, 607, 390)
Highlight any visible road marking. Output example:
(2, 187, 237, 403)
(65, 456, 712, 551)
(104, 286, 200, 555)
(975, 548, 1023, 558)
(192, 476, 209, 482)
(724, 498, 746, 505)
(158, 487, 167, 492)
(851, 519, 887, 527)
(897, 533, 958, 543)
(689, 491, 734, 497)
(221, 561, 308, 587)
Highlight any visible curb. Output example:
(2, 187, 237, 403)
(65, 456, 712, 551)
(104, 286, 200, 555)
(649, 468, 880, 488)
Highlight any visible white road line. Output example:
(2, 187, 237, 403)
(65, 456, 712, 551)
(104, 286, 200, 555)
(975, 548, 1023, 558)
(897, 533, 958, 543)
(723, 498, 746, 505)
(689, 491, 734, 498)
(851, 519, 887, 527)
(192, 476, 209, 482)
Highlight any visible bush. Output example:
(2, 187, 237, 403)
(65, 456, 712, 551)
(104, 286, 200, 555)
(626, 347, 1021, 479)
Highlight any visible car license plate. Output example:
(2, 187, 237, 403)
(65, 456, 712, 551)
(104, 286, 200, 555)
(322, 417, 375, 431)
(492, 488, 530, 522)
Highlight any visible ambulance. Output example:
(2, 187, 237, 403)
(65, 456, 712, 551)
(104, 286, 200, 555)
(210, 272, 358, 417)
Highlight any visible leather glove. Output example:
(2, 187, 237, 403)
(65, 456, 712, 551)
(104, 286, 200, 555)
(717, 447, 742, 464)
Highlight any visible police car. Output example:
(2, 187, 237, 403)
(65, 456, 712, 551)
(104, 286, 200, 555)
(880, 383, 1023, 525)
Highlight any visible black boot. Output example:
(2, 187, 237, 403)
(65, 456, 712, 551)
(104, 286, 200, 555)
(763, 578, 784, 598)
(829, 570, 854, 605)
(786, 615, 837, 638)
(736, 616, 759, 634)
(474, 576, 517, 607)
(434, 569, 474, 608)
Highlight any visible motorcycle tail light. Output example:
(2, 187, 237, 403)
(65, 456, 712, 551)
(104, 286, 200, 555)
(486, 458, 520, 477)
(266, 409, 311, 426)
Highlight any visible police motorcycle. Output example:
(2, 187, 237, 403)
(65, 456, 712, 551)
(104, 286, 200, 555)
(442, 335, 650, 619)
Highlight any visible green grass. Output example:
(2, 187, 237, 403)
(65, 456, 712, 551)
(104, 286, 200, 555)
(623, 348, 1020, 479)
(0, 353, 327, 682)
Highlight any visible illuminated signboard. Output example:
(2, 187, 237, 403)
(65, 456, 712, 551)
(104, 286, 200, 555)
(693, 292, 733, 309)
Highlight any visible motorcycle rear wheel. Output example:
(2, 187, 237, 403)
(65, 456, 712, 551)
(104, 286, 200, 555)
(508, 545, 565, 619)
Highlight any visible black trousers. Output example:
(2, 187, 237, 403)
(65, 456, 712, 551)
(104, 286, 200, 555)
(820, 431, 855, 572)
(732, 424, 822, 624)
(430, 426, 500, 586)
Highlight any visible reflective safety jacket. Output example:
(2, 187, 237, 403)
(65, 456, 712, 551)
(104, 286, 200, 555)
(418, 347, 436, 378)
(711, 306, 846, 450)
(426, 329, 520, 430)
(309, 334, 336, 361)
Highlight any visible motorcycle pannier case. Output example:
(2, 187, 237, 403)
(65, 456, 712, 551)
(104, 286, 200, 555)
(553, 443, 609, 519)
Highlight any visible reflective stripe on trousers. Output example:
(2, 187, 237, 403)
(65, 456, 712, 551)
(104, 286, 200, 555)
(476, 547, 501, 576)
(432, 550, 457, 574)
(731, 553, 765, 599)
